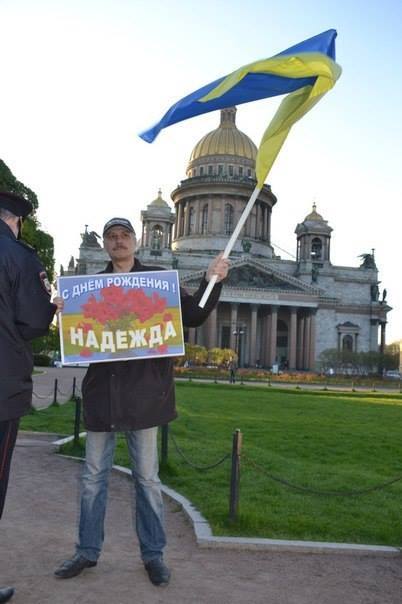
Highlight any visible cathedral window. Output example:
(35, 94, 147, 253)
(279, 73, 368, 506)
(179, 205, 185, 236)
(239, 166, 243, 176)
(247, 169, 251, 177)
(218, 164, 223, 175)
(201, 204, 208, 234)
(151, 225, 163, 253)
(208, 165, 213, 175)
(311, 237, 322, 260)
(193, 168, 197, 177)
(224, 203, 234, 235)
(199, 166, 204, 176)
(229, 165, 234, 176)
(188, 207, 195, 234)
(342, 334, 354, 352)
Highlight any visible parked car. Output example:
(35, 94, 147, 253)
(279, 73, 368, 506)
(384, 370, 401, 379)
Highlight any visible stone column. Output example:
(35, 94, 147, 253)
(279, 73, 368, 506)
(308, 310, 316, 370)
(264, 205, 268, 240)
(297, 313, 305, 369)
(268, 305, 278, 366)
(229, 303, 239, 352)
(188, 328, 196, 345)
(380, 322, 386, 354)
(249, 304, 258, 367)
(254, 203, 259, 238)
(195, 198, 201, 234)
(176, 203, 182, 238)
(183, 202, 190, 236)
(304, 314, 311, 370)
(262, 311, 271, 367)
(267, 208, 272, 244)
(288, 307, 298, 370)
(207, 198, 212, 233)
(219, 197, 225, 234)
(206, 306, 218, 350)
(370, 319, 379, 350)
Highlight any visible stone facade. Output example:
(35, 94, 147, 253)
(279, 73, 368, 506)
(64, 108, 391, 370)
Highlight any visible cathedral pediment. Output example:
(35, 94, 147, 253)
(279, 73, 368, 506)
(181, 258, 321, 295)
(225, 266, 303, 290)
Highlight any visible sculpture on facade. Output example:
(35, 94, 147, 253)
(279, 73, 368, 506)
(241, 239, 252, 253)
(359, 252, 376, 269)
(81, 225, 101, 248)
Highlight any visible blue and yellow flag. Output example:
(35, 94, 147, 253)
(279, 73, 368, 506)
(139, 29, 341, 187)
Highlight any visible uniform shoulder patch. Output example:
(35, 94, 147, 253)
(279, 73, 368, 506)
(39, 271, 52, 296)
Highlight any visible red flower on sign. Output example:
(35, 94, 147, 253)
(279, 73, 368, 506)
(81, 285, 167, 330)
(156, 344, 168, 354)
(80, 347, 92, 357)
(77, 322, 93, 334)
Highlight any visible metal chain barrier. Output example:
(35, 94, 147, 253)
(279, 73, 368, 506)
(170, 432, 230, 471)
(31, 389, 55, 400)
(242, 453, 402, 497)
(32, 378, 80, 403)
(57, 386, 73, 396)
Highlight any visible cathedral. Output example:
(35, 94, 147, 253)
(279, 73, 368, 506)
(63, 107, 390, 370)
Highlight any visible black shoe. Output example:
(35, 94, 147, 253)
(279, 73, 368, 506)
(144, 559, 171, 586)
(0, 587, 14, 603)
(54, 554, 97, 579)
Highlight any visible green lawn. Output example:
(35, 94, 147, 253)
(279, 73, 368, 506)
(21, 382, 402, 546)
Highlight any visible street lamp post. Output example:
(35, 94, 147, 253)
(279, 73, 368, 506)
(233, 326, 244, 367)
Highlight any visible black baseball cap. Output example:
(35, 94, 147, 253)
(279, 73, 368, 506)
(103, 217, 136, 237)
(0, 191, 33, 218)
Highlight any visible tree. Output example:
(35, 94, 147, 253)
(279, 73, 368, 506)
(184, 344, 208, 366)
(0, 159, 55, 281)
(31, 324, 60, 357)
(208, 347, 237, 367)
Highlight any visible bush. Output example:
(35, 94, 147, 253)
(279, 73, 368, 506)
(33, 353, 51, 366)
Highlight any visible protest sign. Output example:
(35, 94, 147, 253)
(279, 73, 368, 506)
(58, 270, 184, 365)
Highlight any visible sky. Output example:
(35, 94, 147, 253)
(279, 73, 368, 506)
(1, 0, 401, 343)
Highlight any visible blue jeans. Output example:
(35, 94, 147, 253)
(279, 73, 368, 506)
(76, 428, 166, 563)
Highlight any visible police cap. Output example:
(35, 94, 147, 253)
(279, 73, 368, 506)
(0, 191, 33, 218)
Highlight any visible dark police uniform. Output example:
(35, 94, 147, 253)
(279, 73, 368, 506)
(0, 192, 56, 518)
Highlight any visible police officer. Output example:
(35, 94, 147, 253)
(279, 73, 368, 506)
(0, 191, 61, 603)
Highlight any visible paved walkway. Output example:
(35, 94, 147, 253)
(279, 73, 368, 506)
(1, 433, 402, 604)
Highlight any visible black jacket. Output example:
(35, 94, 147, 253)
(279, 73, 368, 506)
(0, 219, 56, 421)
(81, 258, 222, 432)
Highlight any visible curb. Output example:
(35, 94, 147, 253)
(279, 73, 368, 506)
(52, 434, 401, 557)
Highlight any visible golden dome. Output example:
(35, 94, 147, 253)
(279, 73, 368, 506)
(149, 189, 170, 209)
(189, 107, 257, 162)
(304, 203, 325, 222)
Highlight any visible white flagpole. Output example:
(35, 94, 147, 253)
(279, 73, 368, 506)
(198, 185, 261, 308)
